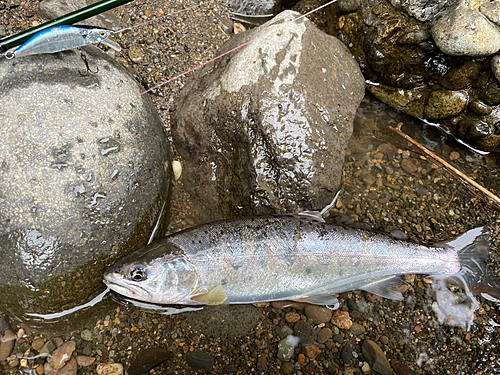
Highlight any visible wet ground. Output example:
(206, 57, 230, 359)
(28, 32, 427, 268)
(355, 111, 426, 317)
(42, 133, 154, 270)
(1, 0, 500, 374)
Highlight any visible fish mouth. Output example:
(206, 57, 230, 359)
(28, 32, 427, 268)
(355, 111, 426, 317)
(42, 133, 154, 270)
(103, 275, 152, 301)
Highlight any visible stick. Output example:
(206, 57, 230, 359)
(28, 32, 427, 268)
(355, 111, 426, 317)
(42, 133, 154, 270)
(389, 122, 500, 207)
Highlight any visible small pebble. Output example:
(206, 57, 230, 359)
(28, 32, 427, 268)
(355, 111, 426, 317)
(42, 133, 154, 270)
(281, 361, 294, 374)
(304, 305, 333, 324)
(331, 311, 352, 330)
(449, 151, 460, 160)
(285, 312, 300, 324)
(81, 329, 92, 341)
(76, 356, 96, 367)
(96, 362, 124, 375)
(32, 338, 45, 351)
(0, 329, 15, 361)
(362, 340, 391, 375)
(48, 341, 75, 370)
(186, 350, 215, 370)
(317, 328, 333, 344)
(303, 345, 322, 360)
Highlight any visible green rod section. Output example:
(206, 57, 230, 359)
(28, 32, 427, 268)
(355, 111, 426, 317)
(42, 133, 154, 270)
(0, 0, 134, 53)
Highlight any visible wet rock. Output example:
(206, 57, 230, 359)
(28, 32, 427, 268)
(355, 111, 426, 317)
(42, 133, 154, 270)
(424, 90, 468, 120)
(171, 10, 364, 224)
(277, 335, 300, 362)
(127, 348, 173, 375)
(469, 99, 492, 115)
(391, 359, 416, 375)
(480, 1, 500, 26)
(293, 320, 317, 346)
(331, 310, 352, 330)
(362, 339, 391, 375)
(389, 0, 455, 22)
(48, 341, 75, 370)
(367, 84, 428, 118)
(457, 119, 492, 139)
(431, 0, 500, 57)
(317, 328, 333, 344)
(38, 0, 123, 30)
(0, 329, 15, 361)
(304, 305, 333, 324)
(491, 54, 500, 82)
(186, 350, 215, 370)
(0, 46, 171, 316)
(96, 362, 124, 375)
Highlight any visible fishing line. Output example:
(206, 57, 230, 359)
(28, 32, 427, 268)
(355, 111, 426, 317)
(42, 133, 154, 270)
(1, 0, 338, 163)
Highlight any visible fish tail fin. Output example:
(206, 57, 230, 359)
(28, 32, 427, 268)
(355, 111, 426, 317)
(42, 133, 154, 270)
(441, 226, 500, 302)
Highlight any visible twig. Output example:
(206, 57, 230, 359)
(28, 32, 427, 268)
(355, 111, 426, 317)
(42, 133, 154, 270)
(389, 122, 500, 207)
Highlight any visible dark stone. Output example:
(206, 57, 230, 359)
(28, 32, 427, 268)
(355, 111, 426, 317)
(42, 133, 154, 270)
(341, 344, 353, 364)
(469, 99, 492, 115)
(0, 46, 172, 316)
(281, 362, 294, 374)
(171, 10, 364, 225)
(457, 119, 492, 139)
(293, 320, 317, 346)
(186, 351, 215, 370)
(391, 359, 416, 375)
(128, 348, 173, 375)
(0, 316, 10, 333)
(362, 339, 391, 375)
(257, 355, 267, 372)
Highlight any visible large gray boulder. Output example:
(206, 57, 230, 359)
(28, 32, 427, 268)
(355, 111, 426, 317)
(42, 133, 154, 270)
(0, 46, 171, 316)
(171, 10, 365, 224)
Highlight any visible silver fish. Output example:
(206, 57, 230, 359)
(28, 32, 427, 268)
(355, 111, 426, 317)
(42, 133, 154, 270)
(103, 213, 500, 306)
(5, 25, 119, 59)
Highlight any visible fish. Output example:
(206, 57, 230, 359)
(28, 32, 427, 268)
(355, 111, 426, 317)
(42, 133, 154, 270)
(103, 212, 500, 308)
(4, 25, 120, 59)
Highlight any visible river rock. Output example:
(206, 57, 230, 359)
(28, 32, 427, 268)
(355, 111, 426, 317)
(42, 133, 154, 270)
(0, 46, 172, 316)
(326, 0, 500, 152)
(38, 0, 123, 30)
(362, 339, 391, 375)
(480, 0, 500, 26)
(388, 0, 455, 22)
(0, 329, 15, 361)
(171, 10, 364, 224)
(431, 0, 500, 57)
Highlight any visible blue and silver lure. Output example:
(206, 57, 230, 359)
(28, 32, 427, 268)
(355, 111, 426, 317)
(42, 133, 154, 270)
(3, 25, 120, 59)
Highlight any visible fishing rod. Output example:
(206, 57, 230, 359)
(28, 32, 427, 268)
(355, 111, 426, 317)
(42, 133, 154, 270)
(1, 0, 340, 162)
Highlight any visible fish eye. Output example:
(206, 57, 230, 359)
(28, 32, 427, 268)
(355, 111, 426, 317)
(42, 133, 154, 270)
(100, 31, 107, 37)
(130, 266, 147, 282)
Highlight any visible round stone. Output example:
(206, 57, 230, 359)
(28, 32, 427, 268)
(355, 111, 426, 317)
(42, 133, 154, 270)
(0, 46, 171, 317)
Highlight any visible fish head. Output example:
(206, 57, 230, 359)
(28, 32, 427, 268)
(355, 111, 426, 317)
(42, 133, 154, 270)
(103, 243, 199, 304)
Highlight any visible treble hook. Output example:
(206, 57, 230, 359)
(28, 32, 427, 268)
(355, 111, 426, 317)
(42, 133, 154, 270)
(78, 50, 98, 76)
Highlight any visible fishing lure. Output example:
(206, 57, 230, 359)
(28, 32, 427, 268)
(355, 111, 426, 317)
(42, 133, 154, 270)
(3, 25, 120, 59)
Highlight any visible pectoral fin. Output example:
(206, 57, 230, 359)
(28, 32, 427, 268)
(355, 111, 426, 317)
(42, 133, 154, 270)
(190, 285, 228, 305)
(360, 276, 404, 301)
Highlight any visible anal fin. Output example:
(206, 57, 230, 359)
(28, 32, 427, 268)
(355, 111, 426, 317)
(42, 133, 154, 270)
(190, 285, 228, 305)
(296, 295, 339, 307)
(360, 276, 404, 301)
